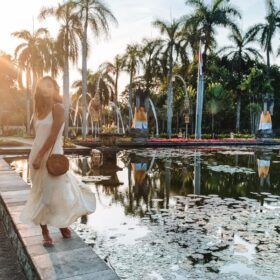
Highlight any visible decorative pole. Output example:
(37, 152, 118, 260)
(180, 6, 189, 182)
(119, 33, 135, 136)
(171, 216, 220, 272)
(195, 41, 204, 139)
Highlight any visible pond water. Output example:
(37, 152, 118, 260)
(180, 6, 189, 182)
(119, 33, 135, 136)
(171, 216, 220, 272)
(8, 146, 280, 280)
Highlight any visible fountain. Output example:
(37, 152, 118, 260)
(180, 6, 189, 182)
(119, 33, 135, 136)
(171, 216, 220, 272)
(71, 77, 161, 146)
(129, 87, 149, 142)
(256, 92, 274, 139)
(108, 101, 125, 134)
(73, 93, 93, 129)
(193, 150, 201, 195)
(148, 98, 159, 137)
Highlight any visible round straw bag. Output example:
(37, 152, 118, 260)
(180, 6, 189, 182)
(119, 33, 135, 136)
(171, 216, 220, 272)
(47, 154, 69, 176)
(46, 139, 69, 176)
(46, 105, 69, 176)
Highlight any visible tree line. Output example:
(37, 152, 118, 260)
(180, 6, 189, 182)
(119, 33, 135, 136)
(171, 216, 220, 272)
(1, 0, 280, 138)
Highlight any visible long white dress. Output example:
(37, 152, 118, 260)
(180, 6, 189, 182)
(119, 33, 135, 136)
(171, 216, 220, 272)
(20, 108, 96, 228)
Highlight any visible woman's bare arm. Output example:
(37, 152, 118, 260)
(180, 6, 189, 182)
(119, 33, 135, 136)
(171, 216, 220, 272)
(32, 104, 64, 169)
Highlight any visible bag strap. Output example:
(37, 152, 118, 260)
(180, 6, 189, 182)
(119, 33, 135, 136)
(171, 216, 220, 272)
(48, 142, 55, 159)
(47, 103, 63, 159)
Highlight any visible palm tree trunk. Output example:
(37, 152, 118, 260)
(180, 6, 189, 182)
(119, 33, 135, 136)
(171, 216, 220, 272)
(202, 43, 208, 74)
(167, 79, 173, 138)
(212, 113, 214, 135)
(236, 57, 242, 133)
(114, 70, 119, 103)
(128, 69, 133, 128)
(162, 114, 165, 133)
(26, 69, 31, 135)
(31, 69, 37, 96)
(115, 70, 119, 132)
(266, 48, 270, 76)
(167, 45, 174, 138)
(63, 19, 71, 139)
(26, 95, 31, 135)
(31, 70, 37, 131)
(236, 94, 241, 132)
(176, 112, 179, 133)
(63, 51, 70, 138)
(81, 9, 89, 139)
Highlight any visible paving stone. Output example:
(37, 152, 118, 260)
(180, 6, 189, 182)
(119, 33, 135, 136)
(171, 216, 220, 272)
(0, 158, 119, 280)
(31, 247, 112, 280)
(65, 269, 120, 280)
(26, 233, 88, 257)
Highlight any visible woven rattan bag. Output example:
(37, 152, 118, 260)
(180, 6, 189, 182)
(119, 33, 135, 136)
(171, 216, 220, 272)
(45, 105, 69, 176)
(46, 152, 69, 176)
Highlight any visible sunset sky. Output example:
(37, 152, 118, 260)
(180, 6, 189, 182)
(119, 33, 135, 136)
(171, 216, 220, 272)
(0, 0, 279, 92)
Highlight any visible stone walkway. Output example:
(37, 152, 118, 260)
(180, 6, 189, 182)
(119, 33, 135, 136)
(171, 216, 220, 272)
(0, 220, 26, 280)
(0, 158, 119, 280)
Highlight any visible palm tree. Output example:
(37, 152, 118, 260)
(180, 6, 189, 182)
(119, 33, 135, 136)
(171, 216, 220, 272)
(141, 38, 163, 90)
(72, 68, 115, 129)
(185, 0, 241, 72)
(72, 0, 118, 139)
(206, 82, 225, 135)
(181, 21, 200, 62)
(112, 55, 124, 103)
(39, 2, 83, 137)
(122, 44, 143, 127)
(152, 19, 182, 137)
(45, 39, 62, 79)
(248, 0, 280, 74)
(72, 69, 114, 104)
(99, 55, 123, 103)
(12, 28, 51, 134)
(219, 28, 262, 132)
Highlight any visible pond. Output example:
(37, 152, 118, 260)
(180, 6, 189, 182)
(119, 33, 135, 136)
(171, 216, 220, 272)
(8, 147, 280, 280)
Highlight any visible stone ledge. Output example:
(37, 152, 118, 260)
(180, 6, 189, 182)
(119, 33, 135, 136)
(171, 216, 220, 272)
(0, 158, 119, 280)
(0, 146, 91, 156)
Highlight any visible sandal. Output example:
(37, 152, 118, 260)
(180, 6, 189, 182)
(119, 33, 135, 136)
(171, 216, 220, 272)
(43, 239, 54, 247)
(42, 231, 53, 247)
(59, 227, 71, 239)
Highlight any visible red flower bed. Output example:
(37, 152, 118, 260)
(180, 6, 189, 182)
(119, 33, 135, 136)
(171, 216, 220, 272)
(82, 138, 97, 142)
(148, 138, 257, 143)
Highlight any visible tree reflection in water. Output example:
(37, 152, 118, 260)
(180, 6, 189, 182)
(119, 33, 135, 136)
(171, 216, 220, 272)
(68, 148, 280, 219)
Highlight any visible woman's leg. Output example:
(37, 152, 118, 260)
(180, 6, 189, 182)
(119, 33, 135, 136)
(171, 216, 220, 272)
(59, 227, 71, 238)
(40, 224, 53, 246)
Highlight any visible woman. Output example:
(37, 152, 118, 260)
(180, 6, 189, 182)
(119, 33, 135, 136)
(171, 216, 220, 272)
(20, 76, 96, 247)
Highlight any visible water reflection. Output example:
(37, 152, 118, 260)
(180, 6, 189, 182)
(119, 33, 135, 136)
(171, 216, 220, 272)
(7, 148, 280, 279)
(257, 150, 271, 187)
(193, 150, 201, 195)
(69, 147, 280, 217)
(128, 157, 150, 215)
(8, 148, 280, 216)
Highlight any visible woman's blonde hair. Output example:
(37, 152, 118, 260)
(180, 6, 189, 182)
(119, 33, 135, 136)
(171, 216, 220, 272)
(34, 76, 62, 117)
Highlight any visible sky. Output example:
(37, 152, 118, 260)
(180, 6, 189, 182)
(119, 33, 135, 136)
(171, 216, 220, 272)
(0, 0, 279, 92)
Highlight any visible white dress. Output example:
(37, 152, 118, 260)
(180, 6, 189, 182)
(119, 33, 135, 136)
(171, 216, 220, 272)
(20, 108, 96, 228)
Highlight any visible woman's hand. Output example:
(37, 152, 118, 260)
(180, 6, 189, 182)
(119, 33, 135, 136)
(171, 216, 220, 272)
(33, 154, 43, 169)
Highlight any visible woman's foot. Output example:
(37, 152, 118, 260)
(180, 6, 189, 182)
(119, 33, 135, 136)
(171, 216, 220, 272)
(42, 229, 53, 247)
(59, 227, 71, 239)
(40, 224, 53, 247)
